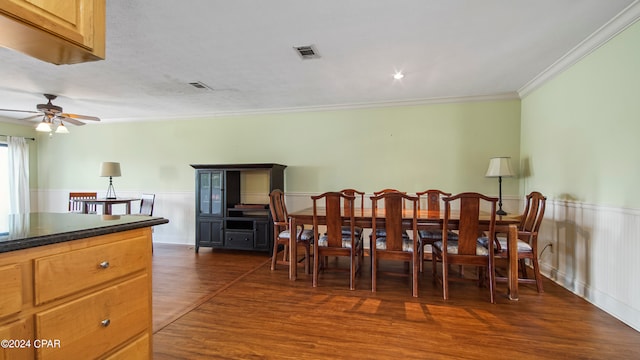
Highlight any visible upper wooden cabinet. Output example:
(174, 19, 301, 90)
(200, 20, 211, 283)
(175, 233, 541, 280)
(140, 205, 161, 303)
(0, 0, 105, 65)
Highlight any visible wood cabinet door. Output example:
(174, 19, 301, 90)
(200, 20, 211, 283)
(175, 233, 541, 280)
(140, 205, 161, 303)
(0, 0, 103, 50)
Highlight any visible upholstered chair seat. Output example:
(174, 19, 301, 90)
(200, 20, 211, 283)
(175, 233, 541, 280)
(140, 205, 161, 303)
(318, 234, 361, 248)
(375, 237, 415, 252)
(433, 240, 490, 256)
(477, 237, 533, 252)
(278, 229, 314, 241)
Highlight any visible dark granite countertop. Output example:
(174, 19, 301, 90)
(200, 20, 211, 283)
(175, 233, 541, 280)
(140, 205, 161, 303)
(0, 212, 169, 253)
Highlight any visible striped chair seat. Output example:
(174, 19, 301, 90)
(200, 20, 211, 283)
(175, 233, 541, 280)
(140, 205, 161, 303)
(374, 229, 409, 239)
(341, 226, 363, 237)
(278, 229, 314, 241)
(375, 237, 415, 252)
(418, 229, 458, 241)
(477, 237, 533, 252)
(432, 240, 489, 256)
(318, 234, 359, 248)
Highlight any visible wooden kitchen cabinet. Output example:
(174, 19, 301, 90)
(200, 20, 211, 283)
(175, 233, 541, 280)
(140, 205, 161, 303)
(0, 228, 153, 359)
(0, 0, 105, 64)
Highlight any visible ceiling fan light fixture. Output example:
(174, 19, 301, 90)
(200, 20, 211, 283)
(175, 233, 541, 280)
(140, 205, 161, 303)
(55, 122, 69, 134)
(36, 120, 52, 132)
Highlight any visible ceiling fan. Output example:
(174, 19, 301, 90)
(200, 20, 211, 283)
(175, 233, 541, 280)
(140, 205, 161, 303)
(0, 94, 100, 133)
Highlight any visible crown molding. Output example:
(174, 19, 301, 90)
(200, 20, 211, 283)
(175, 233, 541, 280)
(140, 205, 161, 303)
(518, 0, 640, 98)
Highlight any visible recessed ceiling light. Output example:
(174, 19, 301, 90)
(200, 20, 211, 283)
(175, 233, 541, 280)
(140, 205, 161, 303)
(393, 72, 404, 80)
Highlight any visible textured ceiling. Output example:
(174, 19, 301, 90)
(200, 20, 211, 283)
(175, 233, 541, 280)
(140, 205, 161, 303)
(0, 0, 638, 124)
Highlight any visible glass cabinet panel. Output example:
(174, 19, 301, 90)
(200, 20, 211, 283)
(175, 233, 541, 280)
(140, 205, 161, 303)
(198, 171, 223, 216)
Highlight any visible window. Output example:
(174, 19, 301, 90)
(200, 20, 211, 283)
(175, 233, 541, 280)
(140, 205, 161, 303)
(0, 143, 7, 233)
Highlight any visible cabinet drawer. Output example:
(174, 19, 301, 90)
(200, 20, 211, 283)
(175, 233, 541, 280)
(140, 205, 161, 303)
(35, 275, 149, 360)
(0, 318, 34, 360)
(225, 231, 254, 249)
(34, 235, 149, 305)
(0, 264, 22, 318)
(104, 333, 149, 360)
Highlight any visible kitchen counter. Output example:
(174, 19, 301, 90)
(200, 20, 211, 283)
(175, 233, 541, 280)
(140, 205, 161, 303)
(0, 212, 165, 358)
(0, 212, 169, 253)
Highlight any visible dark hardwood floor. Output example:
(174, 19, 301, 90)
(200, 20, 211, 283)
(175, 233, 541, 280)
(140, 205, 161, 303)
(152, 243, 640, 359)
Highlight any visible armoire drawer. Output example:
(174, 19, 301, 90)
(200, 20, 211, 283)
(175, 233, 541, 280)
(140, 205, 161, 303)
(225, 231, 254, 249)
(34, 235, 149, 305)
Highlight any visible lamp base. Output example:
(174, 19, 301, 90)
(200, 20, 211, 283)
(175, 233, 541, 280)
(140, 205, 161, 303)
(496, 209, 507, 216)
(105, 179, 117, 199)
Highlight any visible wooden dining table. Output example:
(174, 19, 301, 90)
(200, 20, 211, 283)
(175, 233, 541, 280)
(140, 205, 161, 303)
(74, 197, 141, 215)
(287, 207, 522, 300)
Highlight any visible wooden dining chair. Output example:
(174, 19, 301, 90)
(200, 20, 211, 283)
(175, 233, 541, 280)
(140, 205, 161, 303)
(68, 192, 97, 213)
(372, 188, 409, 240)
(138, 193, 155, 215)
(312, 192, 364, 290)
(432, 192, 498, 303)
(269, 189, 314, 274)
(370, 191, 420, 297)
(339, 189, 365, 241)
(480, 191, 546, 292)
(415, 189, 458, 271)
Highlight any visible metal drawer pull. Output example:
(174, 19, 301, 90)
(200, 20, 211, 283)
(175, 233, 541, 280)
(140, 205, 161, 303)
(101, 319, 111, 327)
(99, 261, 110, 269)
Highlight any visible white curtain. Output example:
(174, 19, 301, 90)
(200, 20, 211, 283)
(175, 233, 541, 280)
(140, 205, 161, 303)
(7, 136, 30, 214)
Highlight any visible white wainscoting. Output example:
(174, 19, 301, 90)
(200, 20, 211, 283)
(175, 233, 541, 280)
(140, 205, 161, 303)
(538, 199, 640, 332)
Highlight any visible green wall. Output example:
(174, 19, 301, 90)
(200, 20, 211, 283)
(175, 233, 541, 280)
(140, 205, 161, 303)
(521, 19, 640, 208)
(21, 99, 521, 196)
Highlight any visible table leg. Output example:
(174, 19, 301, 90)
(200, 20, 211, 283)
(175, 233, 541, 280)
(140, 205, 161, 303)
(507, 224, 519, 301)
(289, 216, 297, 280)
(126, 202, 131, 214)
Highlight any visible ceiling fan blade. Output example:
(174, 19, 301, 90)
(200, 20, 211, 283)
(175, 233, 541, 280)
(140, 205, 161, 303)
(20, 114, 43, 122)
(61, 113, 100, 121)
(0, 108, 40, 114)
(58, 116, 86, 126)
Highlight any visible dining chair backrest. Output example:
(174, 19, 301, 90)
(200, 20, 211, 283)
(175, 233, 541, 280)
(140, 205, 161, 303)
(520, 191, 546, 235)
(373, 188, 408, 210)
(269, 189, 288, 227)
(371, 191, 418, 252)
(340, 188, 364, 215)
(416, 189, 451, 214)
(443, 192, 497, 255)
(139, 193, 156, 216)
(69, 192, 97, 212)
(312, 192, 356, 248)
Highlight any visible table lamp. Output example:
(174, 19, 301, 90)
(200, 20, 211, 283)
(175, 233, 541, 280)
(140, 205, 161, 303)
(100, 162, 121, 199)
(485, 157, 514, 215)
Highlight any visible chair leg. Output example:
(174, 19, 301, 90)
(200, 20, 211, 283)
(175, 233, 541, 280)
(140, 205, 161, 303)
(305, 243, 312, 275)
(412, 256, 419, 297)
(531, 256, 544, 293)
(519, 259, 528, 279)
(350, 252, 356, 290)
(431, 250, 438, 282)
(371, 251, 377, 293)
(442, 260, 449, 300)
(488, 263, 496, 304)
(270, 241, 279, 271)
(312, 247, 319, 288)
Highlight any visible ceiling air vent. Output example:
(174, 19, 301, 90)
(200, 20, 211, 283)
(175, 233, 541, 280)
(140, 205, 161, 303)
(189, 81, 213, 90)
(294, 45, 320, 60)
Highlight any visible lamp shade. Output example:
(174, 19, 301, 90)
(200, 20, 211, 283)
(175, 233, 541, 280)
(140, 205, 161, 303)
(100, 162, 121, 177)
(485, 157, 515, 178)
